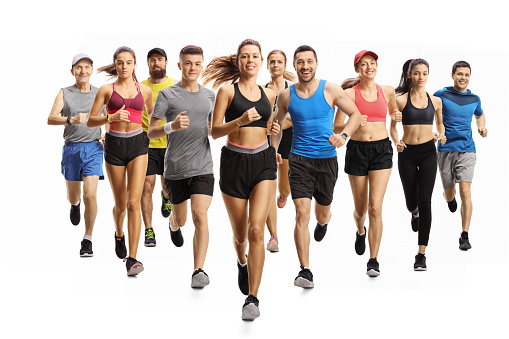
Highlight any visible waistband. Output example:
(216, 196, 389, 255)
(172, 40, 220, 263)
(64, 140, 100, 147)
(348, 137, 390, 145)
(400, 139, 436, 155)
(107, 127, 143, 138)
(225, 139, 268, 154)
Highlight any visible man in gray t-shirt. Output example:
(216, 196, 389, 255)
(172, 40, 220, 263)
(148, 45, 215, 288)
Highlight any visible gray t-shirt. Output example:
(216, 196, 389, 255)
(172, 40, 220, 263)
(152, 82, 215, 180)
(61, 84, 104, 143)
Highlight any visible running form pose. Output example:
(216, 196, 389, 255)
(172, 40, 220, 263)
(87, 46, 154, 276)
(336, 50, 402, 277)
(202, 39, 278, 320)
(148, 45, 215, 288)
(434, 61, 487, 250)
(47, 53, 104, 257)
(272, 45, 361, 288)
(264, 49, 297, 253)
(392, 59, 445, 271)
(141, 48, 175, 247)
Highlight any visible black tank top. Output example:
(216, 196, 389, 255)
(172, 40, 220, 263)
(402, 93, 435, 125)
(225, 83, 272, 128)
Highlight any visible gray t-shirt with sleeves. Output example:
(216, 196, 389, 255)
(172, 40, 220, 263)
(152, 82, 215, 180)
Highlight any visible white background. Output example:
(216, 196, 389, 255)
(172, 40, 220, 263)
(1, 1, 507, 338)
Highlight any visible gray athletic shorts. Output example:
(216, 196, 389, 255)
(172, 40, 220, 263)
(437, 152, 476, 189)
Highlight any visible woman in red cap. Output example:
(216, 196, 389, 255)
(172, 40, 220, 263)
(335, 50, 402, 277)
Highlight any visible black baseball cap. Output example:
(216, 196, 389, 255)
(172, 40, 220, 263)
(147, 48, 167, 60)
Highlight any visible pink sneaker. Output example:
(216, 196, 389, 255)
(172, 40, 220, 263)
(276, 195, 287, 208)
(266, 235, 279, 252)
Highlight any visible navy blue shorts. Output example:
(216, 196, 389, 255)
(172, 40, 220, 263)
(61, 141, 104, 181)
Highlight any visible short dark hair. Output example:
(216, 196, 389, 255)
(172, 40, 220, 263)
(179, 45, 204, 61)
(452, 60, 471, 74)
(293, 45, 317, 64)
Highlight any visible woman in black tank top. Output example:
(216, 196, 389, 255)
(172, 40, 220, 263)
(392, 58, 446, 271)
(202, 39, 278, 321)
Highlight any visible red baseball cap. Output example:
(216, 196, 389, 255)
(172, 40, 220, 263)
(354, 50, 378, 66)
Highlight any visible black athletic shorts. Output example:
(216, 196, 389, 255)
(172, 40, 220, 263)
(146, 148, 166, 176)
(164, 174, 214, 205)
(220, 146, 277, 199)
(104, 131, 149, 166)
(278, 127, 293, 160)
(288, 152, 338, 206)
(345, 137, 393, 176)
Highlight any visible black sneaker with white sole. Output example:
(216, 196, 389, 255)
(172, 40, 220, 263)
(294, 266, 314, 288)
(70, 202, 80, 226)
(314, 222, 328, 242)
(414, 253, 427, 271)
(125, 257, 144, 276)
(459, 232, 471, 250)
(355, 226, 366, 255)
(170, 227, 184, 247)
(191, 268, 210, 288)
(242, 294, 260, 321)
(115, 233, 127, 259)
(80, 239, 93, 257)
(237, 258, 249, 295)
(366, 258, 380, 277)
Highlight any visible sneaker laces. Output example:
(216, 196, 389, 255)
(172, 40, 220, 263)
(163, 201, 172, 213)
(145, 228, 155, 239)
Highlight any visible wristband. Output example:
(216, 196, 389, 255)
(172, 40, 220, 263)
(163, 121, 174, 134)
(106, 114, 111, 122)
(67, 116, 71, 125)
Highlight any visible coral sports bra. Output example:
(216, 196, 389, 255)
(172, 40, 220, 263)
(354, 84, 387, 122)
(107, 82, 144, 124)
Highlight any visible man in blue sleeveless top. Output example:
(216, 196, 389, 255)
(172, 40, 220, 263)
(47, 53, 105, 257)
(434, 61, 487, 251)
(271, 45, 361, 288)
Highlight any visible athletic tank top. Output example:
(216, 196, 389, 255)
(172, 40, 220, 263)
(288, 79, 336, 159)
(402, 93, 434, 125)
(265, 80, 288, 112)
(225, 83, 272, 128)
(107, 82, 144, 124)
(354, 84, 387, 122)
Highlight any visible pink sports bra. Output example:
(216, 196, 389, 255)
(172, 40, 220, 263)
(354, 84, 387, 122)
(107, 82, 144, 124)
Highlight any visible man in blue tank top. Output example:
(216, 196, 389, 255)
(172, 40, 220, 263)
(47, 53, 105, 257)
(271, 45, 361, 288)
(434, 61, 488, 251)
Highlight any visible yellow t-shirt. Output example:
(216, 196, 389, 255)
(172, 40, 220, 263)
(141, 77, 174, 148)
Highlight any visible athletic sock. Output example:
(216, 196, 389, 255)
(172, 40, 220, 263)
(72, 199, 81, 206)
(318, 223, 327, 227)
(238, 260, 247, 267)
(83, 235, 92, 241)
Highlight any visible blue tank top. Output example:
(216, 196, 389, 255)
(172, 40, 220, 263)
(288, 79, 336, 159)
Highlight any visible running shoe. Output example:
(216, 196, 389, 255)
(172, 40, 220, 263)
(314, 222, 328, 242)
(238, 258, 249, 295)
(170, 227, 184, 247)
(294, 266, 314, 288)
(80, 239, 93, 257)
(114, 233, 127, 259)
(276, 195, 287, 208)
(355, 226, 366, 255)
(70, 201, 80, 226)
(414, 253, 427, 271)
(242, 294, 260, 321)
(447, 197, 457, 213)
(125, 257, 144, 276)
(161, 190, 172, 218)
(366, 258, 380, 277)
(191, 268, 210, 288)
(144, 227, 156, 247)
(266, 235, 279, 252)
(459, 232, 471, 250)
(411, 214, 419, 232)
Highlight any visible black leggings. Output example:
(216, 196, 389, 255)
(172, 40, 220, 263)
(398, 139, 437, 246)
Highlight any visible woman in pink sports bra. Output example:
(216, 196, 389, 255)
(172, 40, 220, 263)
(88, 46, 154, 276)
(335, 50, 402, 278)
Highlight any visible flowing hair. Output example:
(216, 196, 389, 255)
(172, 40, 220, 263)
(267, 49, 297, 82)
(395, 58, 429, 95)
(202, 39, 262, 89)
(97, 46, 138, 83)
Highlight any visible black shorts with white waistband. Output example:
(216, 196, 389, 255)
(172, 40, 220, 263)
(104, 130, 149, 167)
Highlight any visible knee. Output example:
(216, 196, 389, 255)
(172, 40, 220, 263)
(142, 180, 155, 196)
(295, 207, 311, 225)
(191, 209, 207, 227)
(459, 187, 471, 201)
(82, 190, 97, 206)
(368, 203, 382, 219)
(127, 198, 141, 213)
(248, 225, 264, 243)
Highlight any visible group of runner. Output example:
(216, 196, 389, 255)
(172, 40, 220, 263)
(48, 41, 487, 321)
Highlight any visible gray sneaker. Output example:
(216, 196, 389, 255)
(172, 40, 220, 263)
(241, 295, 260, 321)
(191, 269, 210, 288)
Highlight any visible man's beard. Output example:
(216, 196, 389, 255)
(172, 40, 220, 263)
(150, 67, 166, 79)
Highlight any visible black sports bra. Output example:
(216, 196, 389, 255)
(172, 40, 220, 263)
(402, 93, 435, 125)
(225, 83, 272, 128)
(265, 81, 288, 112)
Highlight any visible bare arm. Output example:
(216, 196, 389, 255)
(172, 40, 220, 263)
(87, 86, 110, 128)
(475, 113, 488, 137)
(332, 84, 361, 137)
(148, 117, 165, 140)
(47, 90, 89, 126)
(270, 88, 290, 152)
(384, 86, 402, 143)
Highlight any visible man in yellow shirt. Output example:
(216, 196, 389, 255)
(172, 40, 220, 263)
(141, 48, 175, 247)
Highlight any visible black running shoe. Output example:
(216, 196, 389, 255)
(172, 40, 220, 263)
(169, 227, 184, 247)
(125, 256, 144, 276)
(367, 258, 380, 277)
(114, 233, 127, 259)
(459, 232, 471, 250)
(294, 266, 314, 288)
(447, 197, 458, 213)
(144, 227, 156, 247)
(314, 222, 328, 242)
(411, 214, 419, 232)
(355, 226, 366, 255)
(414, 253, 427, 271)
(242, 294, 260, 321)
(161, 190, 172, 218)
(70, 202, 80, 226)
(80, 239, 93, 257)
(237, 258, 249, 295)
(191, 268, 210, 288)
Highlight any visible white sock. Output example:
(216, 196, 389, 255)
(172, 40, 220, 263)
(238, 259, 247, 267)
(83, 235, 92, 241)
(72, 199, 81, 206)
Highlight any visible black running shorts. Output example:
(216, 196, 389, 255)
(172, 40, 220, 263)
(164, 174, 214, 205)
(344, 138, 393, 176)
(104, 132, 149, 166)
(146, 148, 166, 176)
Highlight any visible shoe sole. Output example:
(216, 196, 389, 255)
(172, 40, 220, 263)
(294, 277, 314, 288)
(267, 243, 279, 252)
(144, 243, 156, 247)
(191, 273, 210, 288)
(241, 304, 260, 321)
(127, 263, 144, 276)
(80, 253, 94, 257)
(414, 267, 427, 271)
(366, 269, 380, 277)
(459, 245, 471, 250)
